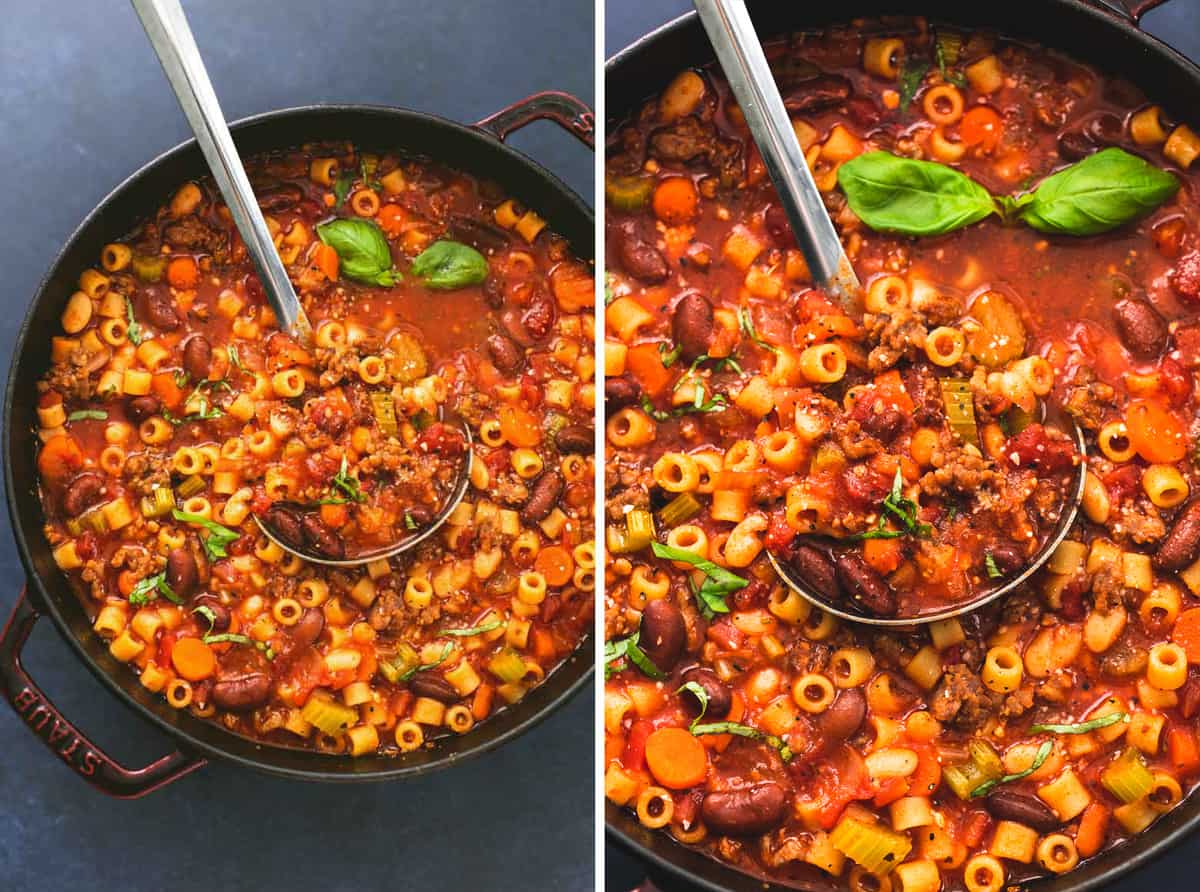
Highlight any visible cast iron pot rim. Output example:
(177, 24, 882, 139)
(3, 101, 594, 783)
(603, 3, 1200, 890)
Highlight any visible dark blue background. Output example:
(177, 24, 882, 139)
(604, 1, 1200, 890)
(0, 2, 593, 889)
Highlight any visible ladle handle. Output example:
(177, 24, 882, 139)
(693, 0, 861, 307)
(131, 0, 311, 342)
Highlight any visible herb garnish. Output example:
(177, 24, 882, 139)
(201, 631, 275, 659)
(971, 740, 1053, 798)
(333, 172, 355, 208)
(331, 457, 366, 504)
(193, 604, 217, 633)
(652, 542, 747, 619)
(659, 342, 683, 368)
(604, 631, 665, 680)
(125, 296, 143, 345)
(404, 512, 418, 531)
(737, 307, 780, 354)
(128, 572, 181, 607)
(171, 509, 239, 561)
(398, 642, 453, 681)
(227, 345, 245, 372)
(985, 553, 1003, 579)
(316, 218, 402, 287)
(854, 468, 932, 541)
(67, 410, 107, 422)
(1030, 712, 1127, 735)
(440, 620, 504, 638)
(678, 680, 709, 731)
(898, 60, 929, 112)
(691, 721, 794, 762)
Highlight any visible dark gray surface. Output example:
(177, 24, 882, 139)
(0, 2, 593, 889)
(604, 1, 1200, 890)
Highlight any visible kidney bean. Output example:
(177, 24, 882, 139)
(193, 595, 230, 632)
(764, 205, 795, 248)
(166, 547, 199, 598)
(263, 503, 306, 550)
(255, 184, 303, 211)
(145, 290, 181, 331)
(182, 334, 213, 380)
(788, 545, 841, 604)
(835, 552, 897, 617)
(301, 514, 345, 560)
(604, 375, 640, 407)
(409, 673, 460, 703)
(783, 74, 852, 113)
(482, 276, 506, 309)
(615, 224, 669, 284)
(1114, 297, 1168, 357)
(639, 599, 686, 671)
(671, 292, 714, 361)
(985, 789, 1061, 831)
(859, 408, 905, 442)
(405, 505, 433, 528)
(126, 394, 161, 423)
(815, 688, 867, 742)
(449, 214, 511, 252)
(1155, 498, 1200, 571)
(700, 783, 787, 836)
(1086, 113, 1124, 146)
(1056, 129, 1095, 161)
(987, 543, 1024, 576)
(211, 673, 271, 712)
(487, 333, 524, 373)
(520, 470, 564, 524)
(680, 666, 731, 718)
(290, 608, 325, 651)
(522, 292, 556, 341)
(62, 472, 106, 517)
(1181, 673, 1200, 719)
(555, 424, 594, 454)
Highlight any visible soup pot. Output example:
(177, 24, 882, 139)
(605, 1, 1199, 889)
(1, 92, 594, 796)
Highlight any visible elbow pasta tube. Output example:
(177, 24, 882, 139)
(722, 514, 768, 568)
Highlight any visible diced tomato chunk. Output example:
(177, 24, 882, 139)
(1006, 423, 1077, 472)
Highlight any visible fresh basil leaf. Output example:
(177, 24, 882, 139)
(652, 543, 748, 595)
(970, 740, 1053, 798)
(1030, 712, 1127, 735)
(677, 681, 709, 731)
(1019, 148, 1179, 236)
(691, 721, 794, 762)
(838, 151, 999, 236)
(440, 620, 504, 638)
(411, 240, 489, 290)
(68, 410, 107, 422)
(128, 571, 180, 607)
(172, 509, 239, 561)
(316, 218, 401, 287)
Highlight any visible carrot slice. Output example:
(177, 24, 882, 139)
(499, 405, 542, 447)
(166, 256, 199, 290)
(171, 637, 217, 681)
(645, 726, 709, 789)
(1126, 399, 1188, 463)
(652, 177, 700, 225)
(377, 203, 406, 237)
(960, 106, 1003, 152)
(1075, 802, 1110, 858)
(535, 545, 575, 587)
(314, 242, 340, 281)
(1171, 607, 1200, 663)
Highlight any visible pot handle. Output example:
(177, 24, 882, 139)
(475, 90, 595, 149)
(0, 588, 206, 798)
(1089, 0, 1171, 24)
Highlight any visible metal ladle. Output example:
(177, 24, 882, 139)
(694, 0, 1088, 624)
(132, 0, 473, 566)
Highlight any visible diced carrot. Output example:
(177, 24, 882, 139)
(1075, 803, 1111, 858)
(645, 727, 709, 789)
(550, 263, 595, 312)
(625, 341, 675, 398)
(377, 203, 406, 237)
(863, 537, 903, 575)
(166, 256, 199, 290)
(530, 628, 557, 661)
(498, 405, 542, 447)
(1167, 726, 1200, 774)
(908, 746, 943, 797)
(535, 545, 575, 587)
(314, 242, 340, 281)
(1171, 608, 1200, 663)
(37, 435, 84, 483)
(171, 637, 217, 681)
(873, 776, 909, 808)
(1126, 398, 1188, 463)
(151, 372, 187, 411)
(960, 106, 1003, 153)
(319, 502, 349, 529)
(117, 570, 139, 598)
(652, 177, 700, 225)
(472, 682, 494, 721)
(960, 809, 992, 848)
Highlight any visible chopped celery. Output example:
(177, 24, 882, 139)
(940, 378, 979, 446)
(659, 493, 702, 527)
(371, 392, 398, 437)
(79, 503, 111, 534)
(141, 487, 176, 518)
(488, 647, 527, 684)
(829, 815, 912, 876)
(65, 518, 83, 537)
(936, 30, 963, 67)
(605, 175, 655, 211)
(625, 509, 656, 552)
(1005, 405, 1036, 435)
(300, 696, 358, 736)
(175, 475, 206, 500)
(131, 254, 166, 283)
(606, 524, 633, 554)
(378, 643, 420, 684)
(1102, 748, 1154, 803)
(943, 739, 1004, 800)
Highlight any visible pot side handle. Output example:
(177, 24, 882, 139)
(0, 588, 206, 798)
(475, 90, 595, 149)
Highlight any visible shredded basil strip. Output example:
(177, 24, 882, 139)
(677, 680, 709, 732)
(331, 457, 366, 503)
(604, 631, 665, 680)
(125, 296, 143, 345)
(1030, 712, 1127, 735)
(171, 509, 239, 560)
(691, 722, 794, 762)
(203, 632, 253, 646)
(737, 307, 780, 354)
(653, 542, 746, 619)
(398, 642, 453, 682)
(68, 409, 107, 422)
(440, 620, 504, 638)
(853, 467, 932, 541)
(193, 604, 217, 633)
(985, 553, 1003, 579)
(970, 740, 1053, 798)
(128, 572, 180, 607)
